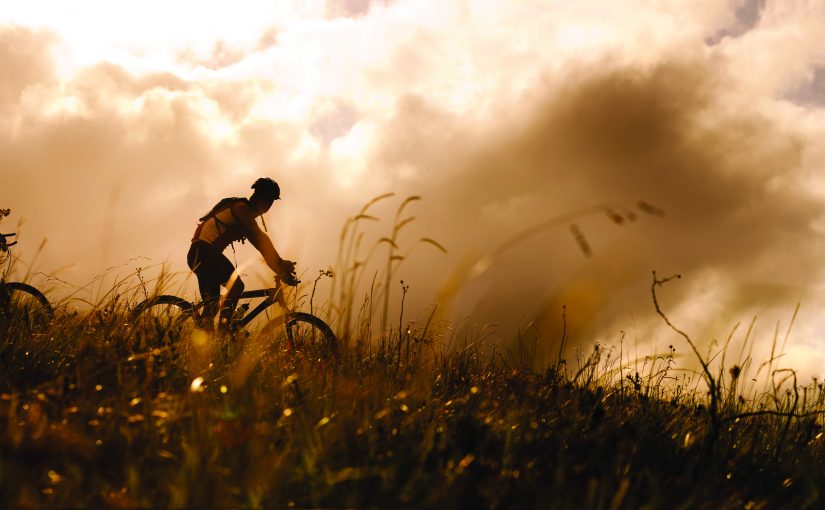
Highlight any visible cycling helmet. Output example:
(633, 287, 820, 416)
(252, 177, 281, 200)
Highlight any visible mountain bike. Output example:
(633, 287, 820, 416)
(0, 232, 54, 325)
(130, 274, 338, 358)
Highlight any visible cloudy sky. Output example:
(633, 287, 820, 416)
(3, 0, 825, 376)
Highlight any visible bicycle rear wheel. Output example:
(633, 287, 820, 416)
(130, 296, 196, 346)
(0, 282, 54, 329)
(129, 295, 200, 389)
(131, 295, 194, 324)
(285, 312, 338, 359)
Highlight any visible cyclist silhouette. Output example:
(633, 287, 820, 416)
(188, 177, 296, 331)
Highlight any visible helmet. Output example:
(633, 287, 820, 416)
(251, 177, 280, 200)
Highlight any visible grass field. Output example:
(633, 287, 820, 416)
(3, 199, 825, 509)
(2, 280, 825, 510)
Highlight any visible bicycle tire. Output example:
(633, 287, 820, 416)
(131, 295, 194, 321)
(128, 295, 198, 390)
(0, 282, 54, 324)
(285, 312, 338, 358)
(130, 295, 196, 345)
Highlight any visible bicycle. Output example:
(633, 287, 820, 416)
(130, 274, 338, 359)
(0, 231, 54, 325)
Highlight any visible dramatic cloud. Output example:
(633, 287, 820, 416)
(2, 0, 825, 376)
(439, 59, 825, 357)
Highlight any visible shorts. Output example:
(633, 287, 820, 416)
(187, 241, 235, 289)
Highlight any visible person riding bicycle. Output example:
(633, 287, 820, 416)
(188, 177, 297, 331)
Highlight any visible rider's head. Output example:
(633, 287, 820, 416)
(250, 177, 280, 214)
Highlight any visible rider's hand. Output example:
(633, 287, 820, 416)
(282, 273, 300, 286)
(278, 259, 299, 286)
(279, 259, 296, 274)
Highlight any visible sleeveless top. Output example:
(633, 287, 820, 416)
(191, 198, 249, 252)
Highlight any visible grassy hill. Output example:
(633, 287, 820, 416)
(2, 292, 825, 509)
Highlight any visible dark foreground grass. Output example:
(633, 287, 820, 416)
(2, 302, 825, 510)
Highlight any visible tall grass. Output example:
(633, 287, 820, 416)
(3, 287, 825, 508)
(328, 194, 446, 348)
(3, 201, 825, 508)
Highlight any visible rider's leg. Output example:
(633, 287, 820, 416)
(218, 273, 244, 331)
(197, 275, 221, 327)
(188, 241, 234, 330)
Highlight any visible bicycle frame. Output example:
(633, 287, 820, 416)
(232, 284, 292, 329)
(188, 276, 295, 330)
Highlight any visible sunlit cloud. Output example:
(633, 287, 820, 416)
(3, 0, 825, 377)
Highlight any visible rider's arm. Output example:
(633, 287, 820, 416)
(233, 203, 285, 274)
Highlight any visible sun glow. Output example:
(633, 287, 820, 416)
(1, 1, 317, 74)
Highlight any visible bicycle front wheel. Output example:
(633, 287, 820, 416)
(0, 282, 54, 329)
(285, 312, 338, 359)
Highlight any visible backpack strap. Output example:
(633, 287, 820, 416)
(198, 197, 249, 222)
(192, 197, 251, 243)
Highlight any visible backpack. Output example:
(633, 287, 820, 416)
(198, 197, 249, 222)
(192, 197, 251, 245)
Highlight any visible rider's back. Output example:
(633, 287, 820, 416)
(191, 197, 249, 251)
